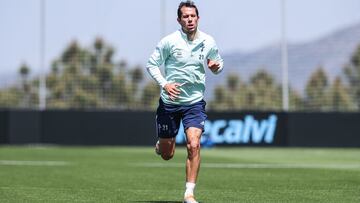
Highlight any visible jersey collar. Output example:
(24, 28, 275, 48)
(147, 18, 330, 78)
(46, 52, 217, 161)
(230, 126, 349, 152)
(179, 28, 201, 42)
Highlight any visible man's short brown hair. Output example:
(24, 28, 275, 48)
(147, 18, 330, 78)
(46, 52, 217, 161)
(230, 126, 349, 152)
(177, 1, 199, 19)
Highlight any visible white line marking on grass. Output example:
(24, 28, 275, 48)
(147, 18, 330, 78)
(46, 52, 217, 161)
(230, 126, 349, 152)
(0, 160, 69, 166)
(133, 162, 360, 170)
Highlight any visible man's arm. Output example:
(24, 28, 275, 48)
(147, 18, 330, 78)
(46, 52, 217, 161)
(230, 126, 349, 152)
(146, 40, 181, 100)
(146, 40, 168, 88)
(207, 42, 224, 74)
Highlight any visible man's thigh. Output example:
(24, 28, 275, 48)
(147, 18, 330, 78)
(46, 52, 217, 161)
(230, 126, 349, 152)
(156, 100, 182, 138)
(181, 100, 207, 133)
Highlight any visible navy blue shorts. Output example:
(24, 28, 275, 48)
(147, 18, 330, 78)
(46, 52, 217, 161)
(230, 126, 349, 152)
(156, 99, 207, 138)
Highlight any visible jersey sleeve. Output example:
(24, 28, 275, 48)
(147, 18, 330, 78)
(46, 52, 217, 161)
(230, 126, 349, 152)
(146, 39, 169, 88)
(207, 40, 224, 74)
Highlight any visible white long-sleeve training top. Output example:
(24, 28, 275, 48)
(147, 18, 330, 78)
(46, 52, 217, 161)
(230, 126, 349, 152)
(146, 29, 224, 105)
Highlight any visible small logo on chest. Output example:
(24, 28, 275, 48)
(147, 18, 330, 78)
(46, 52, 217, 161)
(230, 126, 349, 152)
(175, 51, 183, 58)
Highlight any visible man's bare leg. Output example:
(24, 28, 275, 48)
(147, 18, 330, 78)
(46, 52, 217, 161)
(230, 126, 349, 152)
(184, 127, 202, 203)
(156, 138, 176, 160)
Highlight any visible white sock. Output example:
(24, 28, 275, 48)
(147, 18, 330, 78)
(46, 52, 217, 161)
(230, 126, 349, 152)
(184, 182, 196, 197)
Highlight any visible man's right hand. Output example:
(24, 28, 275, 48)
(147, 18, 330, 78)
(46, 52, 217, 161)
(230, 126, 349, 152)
(163, 83, 181, 101)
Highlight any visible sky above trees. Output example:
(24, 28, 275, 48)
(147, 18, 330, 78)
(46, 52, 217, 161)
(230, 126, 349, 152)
(1, 0, 360, 76)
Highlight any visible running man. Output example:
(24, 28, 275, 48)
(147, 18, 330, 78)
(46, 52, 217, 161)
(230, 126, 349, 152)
(146, 1, 223, 203)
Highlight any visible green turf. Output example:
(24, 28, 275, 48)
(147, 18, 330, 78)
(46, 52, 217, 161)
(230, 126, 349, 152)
(0, 146, 359, 203)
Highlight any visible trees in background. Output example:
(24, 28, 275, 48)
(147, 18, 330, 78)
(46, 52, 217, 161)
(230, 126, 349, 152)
(210, 69, 281, 111)
(344, 44, 360, 109)
(0, 38, 359, 111)
(329, 77, 355, 111)
(210, 69, 292, 111)
(210, 64, 358, 111)
(305, 67, 329, 110)
(209, 43, 360, 112)
(45, 37, 157, 109)
(0, 38, 159, 110)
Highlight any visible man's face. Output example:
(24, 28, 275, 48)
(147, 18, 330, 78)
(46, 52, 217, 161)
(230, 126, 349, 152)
(178, 6, 199, 34)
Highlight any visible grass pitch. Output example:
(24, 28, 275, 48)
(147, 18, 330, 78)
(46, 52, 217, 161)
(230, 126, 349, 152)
(0, 146, 359, 202)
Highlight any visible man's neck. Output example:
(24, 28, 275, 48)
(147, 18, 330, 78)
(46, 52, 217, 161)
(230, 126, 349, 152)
(182, 28, 197, 41)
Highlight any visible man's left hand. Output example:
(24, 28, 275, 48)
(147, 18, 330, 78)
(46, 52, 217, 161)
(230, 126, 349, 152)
(207, 59, 220, 73)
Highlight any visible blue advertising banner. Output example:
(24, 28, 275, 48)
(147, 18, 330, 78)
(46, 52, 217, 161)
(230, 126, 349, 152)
(176, 112, 287, 146)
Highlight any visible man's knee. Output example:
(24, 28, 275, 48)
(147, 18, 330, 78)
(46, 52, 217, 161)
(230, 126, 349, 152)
(188, 141, 200, 151)
(187, 140, 200, 158)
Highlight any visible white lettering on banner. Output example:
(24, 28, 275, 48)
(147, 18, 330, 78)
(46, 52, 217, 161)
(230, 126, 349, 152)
(210, 120, 226, 143)
(224, 120, 243, 143)
(175, 114, 278, 144)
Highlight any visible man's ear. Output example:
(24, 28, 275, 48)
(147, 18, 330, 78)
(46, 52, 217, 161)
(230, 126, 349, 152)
(177, 18, 180, 23)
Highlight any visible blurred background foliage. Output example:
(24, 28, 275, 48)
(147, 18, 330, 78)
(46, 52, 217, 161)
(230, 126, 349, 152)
(1, 37, 359, 111)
